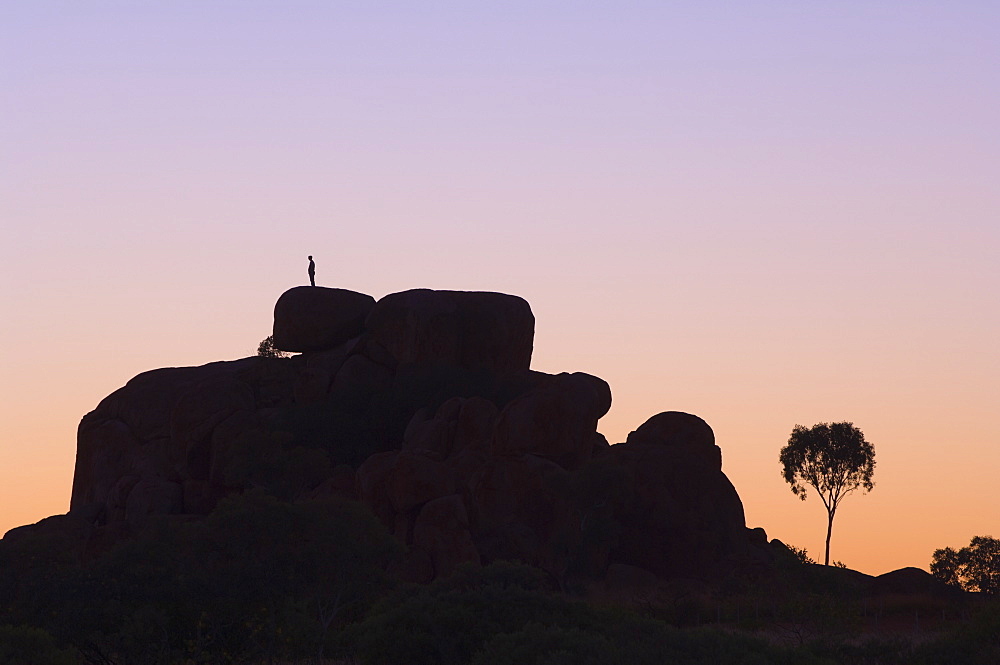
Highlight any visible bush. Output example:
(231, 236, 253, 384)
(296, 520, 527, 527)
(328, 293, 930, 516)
(0, 493, 401, 664)
(348, 562, 812, 665)
(257, 334, 289, 358)
(0, 624, 77, 665)
(472, 623, 618, 665)
(912, 598, 1000, 665)
(788, 544, 817, 564)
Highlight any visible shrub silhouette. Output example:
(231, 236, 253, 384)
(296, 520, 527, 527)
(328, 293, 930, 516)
(257, 334, 289, 358)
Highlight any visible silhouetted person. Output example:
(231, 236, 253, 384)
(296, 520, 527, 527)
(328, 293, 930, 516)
(307, 255, 315, 286)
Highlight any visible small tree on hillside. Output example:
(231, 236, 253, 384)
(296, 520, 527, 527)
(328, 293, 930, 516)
(779, 421, 875, 566)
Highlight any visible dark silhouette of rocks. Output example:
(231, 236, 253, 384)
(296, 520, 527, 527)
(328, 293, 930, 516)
(598, 411, 750, 580)
(365, 289, 534, 374)
(58, 287, 776, 585)
(273, 286, 375, 352)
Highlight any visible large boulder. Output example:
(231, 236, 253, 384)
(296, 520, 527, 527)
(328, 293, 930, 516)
(72, 418, 141, 512)
(124, 478, 184, 530)
(470, 453, 576, 573)
(273, 286, 375, 353)
(365, 289, 534, 374)
(625, 410, 717, 451)
(492, 372, 611, 470)
(402, 396, 499, 461)
(70, 359, 259, 515)
(171, 375, 257, 480)
(603, 412, 749, 579)
(387, 452, 455, 516)
(413, 494, 481, 578)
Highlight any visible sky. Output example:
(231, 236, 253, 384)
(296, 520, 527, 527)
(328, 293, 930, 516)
(1, 1, 997, 575)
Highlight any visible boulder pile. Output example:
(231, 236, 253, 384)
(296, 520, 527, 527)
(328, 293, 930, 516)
(67, 286, 766, 584)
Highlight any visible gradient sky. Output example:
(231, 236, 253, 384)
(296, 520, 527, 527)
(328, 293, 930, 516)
(2, 1, 998, 575)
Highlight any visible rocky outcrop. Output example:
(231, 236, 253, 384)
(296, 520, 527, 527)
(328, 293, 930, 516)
(600, 412, 749, 579)
(71, 359, 264, 514)
(60, 286, 766, 585)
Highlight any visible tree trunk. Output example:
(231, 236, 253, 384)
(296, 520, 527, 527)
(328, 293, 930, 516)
(825, 509, 835, 566)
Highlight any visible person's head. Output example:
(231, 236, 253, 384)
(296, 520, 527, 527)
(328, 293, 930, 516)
(308, 255, 313, 260)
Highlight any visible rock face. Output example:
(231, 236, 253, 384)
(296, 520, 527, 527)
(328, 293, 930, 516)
(273, 286, 375, 352)
(601, 412, 749, 579)
(63, 286, 765, 585)
(492, 372, 611, 470)
(366, 289, 534, 374)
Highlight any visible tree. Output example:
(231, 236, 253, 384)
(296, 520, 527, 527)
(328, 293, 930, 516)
(257, 334, 289, 358)
(779, 422, 875, 566)
(931, 546, 963, 588)
(931, 536, 1000, 594)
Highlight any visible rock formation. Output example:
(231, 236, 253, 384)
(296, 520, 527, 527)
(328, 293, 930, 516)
(64, 287, 766, 584)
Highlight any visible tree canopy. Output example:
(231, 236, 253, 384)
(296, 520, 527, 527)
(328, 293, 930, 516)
(931, 535, 1000, 594)
(779, 421, 875, 566)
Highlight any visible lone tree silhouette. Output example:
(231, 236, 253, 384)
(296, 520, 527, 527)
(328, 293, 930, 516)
(779, 421, 875, 566)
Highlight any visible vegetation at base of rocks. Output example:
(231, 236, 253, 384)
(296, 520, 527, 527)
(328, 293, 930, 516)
(906, 602, 1000, 665)
(931, 535, 1000, 594)
(0, 491, 402, 664)
(471, 622, 812, 665)
(779, 421, 876, 566)
(0, 624, 77, 665)
(345, 563, 814, 665)
(801, 598, 1000, 665)
(2, 497, 999, 665)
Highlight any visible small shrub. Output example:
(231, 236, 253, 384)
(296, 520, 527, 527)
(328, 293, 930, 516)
(257, 334, 289, 358)
(788, 544, 817, 564)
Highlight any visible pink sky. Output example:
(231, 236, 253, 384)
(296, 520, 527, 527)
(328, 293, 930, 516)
(2, 2, 998, 575)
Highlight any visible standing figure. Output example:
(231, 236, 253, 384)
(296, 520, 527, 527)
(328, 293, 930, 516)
(307, 255, 316, 286)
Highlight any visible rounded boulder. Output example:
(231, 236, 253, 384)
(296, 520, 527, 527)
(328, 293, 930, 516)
(272, 286, 376, 353)
(365, 289, 534, 374)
